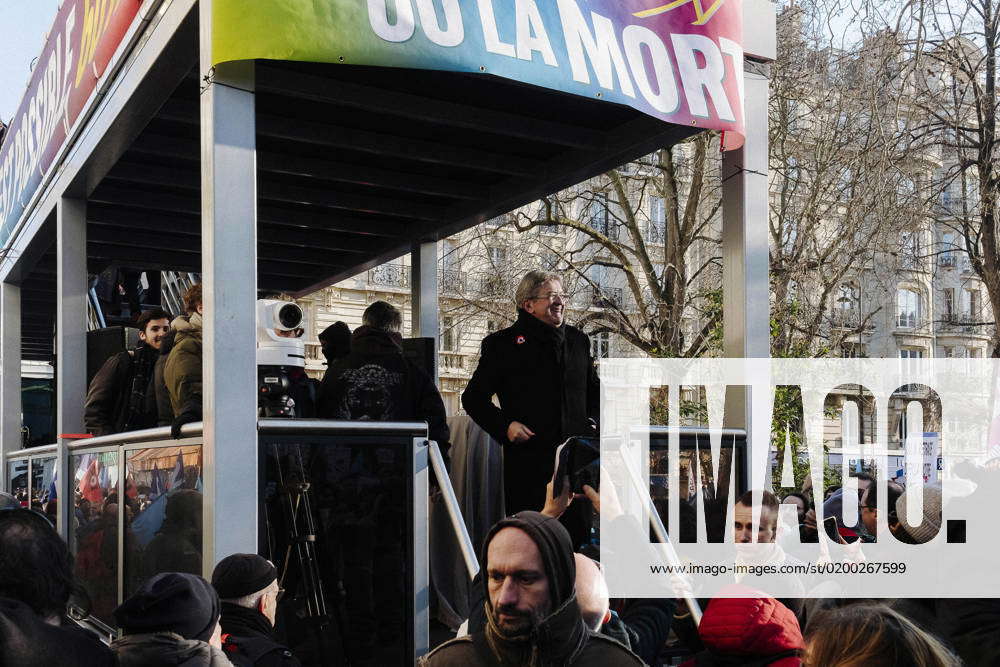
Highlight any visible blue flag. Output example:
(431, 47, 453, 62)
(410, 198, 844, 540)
(171, 452, 184, 489)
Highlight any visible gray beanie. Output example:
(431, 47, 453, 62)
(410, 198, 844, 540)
(895, 483, 942, 544)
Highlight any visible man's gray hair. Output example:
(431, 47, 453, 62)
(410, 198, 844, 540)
(221, 583, 272, 610)
(515, 270, 562, 309)
(362, 300, 402, 332)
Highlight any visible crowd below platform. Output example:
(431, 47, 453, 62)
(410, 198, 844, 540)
(2, 270, 997, 666)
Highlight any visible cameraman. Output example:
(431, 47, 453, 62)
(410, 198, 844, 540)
(84, 308, 171, 436)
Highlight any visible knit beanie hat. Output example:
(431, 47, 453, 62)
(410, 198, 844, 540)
(895, 483, 942, 544)
(211, 553, 277, 600)
(481, 511, 576, 609)
(114, 572, 220, 641)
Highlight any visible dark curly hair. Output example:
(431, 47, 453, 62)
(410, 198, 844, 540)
(0, 510, 75, 618)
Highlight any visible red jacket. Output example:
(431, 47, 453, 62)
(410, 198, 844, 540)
(681, 596, 803, 667)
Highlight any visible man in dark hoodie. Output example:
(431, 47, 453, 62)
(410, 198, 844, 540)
(0, 508, 115, 667)
(211, 553, 300, 666)
(421, 511, 642, 666)
(462, 271, 599, 522)
(112, 571, 231, 666)
(317, 300, 449, 455)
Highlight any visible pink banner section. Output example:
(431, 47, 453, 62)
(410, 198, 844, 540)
(0, 0, 145, 245)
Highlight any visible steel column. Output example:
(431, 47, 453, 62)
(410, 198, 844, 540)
(722, 63, 771, 490)
(411, 242, 439, 339)
(200, 0, 258, 571)
(411, 241, 440, 383)
(56, 197, 88, 537)
(0, 282, 21, 490)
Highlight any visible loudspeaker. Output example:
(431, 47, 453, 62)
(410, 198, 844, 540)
(402, 337, 437, 380)
(86, 326, 139, 386)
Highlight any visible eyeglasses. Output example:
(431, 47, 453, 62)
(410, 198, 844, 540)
(274, 587, 286, 603)
(531, 292, 569, 302)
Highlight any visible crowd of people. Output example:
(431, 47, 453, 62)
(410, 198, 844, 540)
(5, 268, 997, 665)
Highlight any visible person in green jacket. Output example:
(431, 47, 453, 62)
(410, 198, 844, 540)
(164, 283, 203, 438)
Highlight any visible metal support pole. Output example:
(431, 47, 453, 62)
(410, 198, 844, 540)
(411, 241, 439, 383)
(721, 62, 771, 489)
(56, 197, 88, 537)
(0, 282, 21, 490)
(200, 0, 258, 571)
(428, 440, 480, 580)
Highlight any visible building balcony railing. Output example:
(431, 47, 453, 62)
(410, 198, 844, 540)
(830, 308, 862, 329)
(369, 263, 409, 288)
(939, 254, 957, 268)
(439, 352, 469, 373)
(477, 275, 506, 298)
(590, 286, 623, 309)
(440, 269, 466, 294)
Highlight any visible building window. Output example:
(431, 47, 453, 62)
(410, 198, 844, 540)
(441, 317, 456, 351)
(648, 196, 665, 243)
(841, 343, 866, 358)
(943, 288, 955, 321)
(590, 331, 611, 359)
(942, 346, 955, 358)
(964, 289, 981, 320)
(969, 347, 983, 358)
(897, 288, 919, 328)
(488, 246, 508, 266)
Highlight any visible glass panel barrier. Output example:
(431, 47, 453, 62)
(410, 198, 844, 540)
(7, 459, 27, 505)
(30, 456, 57, 523)
(69, 450, 120, 624)
(259, 427, 420, 666)
(123, 444, 204, 599)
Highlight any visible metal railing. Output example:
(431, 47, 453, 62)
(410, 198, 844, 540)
(369, 263, 409, 288)
(5, 420, 479, 662)
(591, 286, 624, 308)
(440, 268, 466, 293)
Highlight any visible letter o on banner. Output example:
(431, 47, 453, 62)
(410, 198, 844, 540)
(415, 0, 464, 47)
(623, 24, 679, 114)
(368, 0, 416, 43)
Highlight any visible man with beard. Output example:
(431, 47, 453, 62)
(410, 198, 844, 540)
(420, 511, 642, 666)
(462, 271, 599, 541)
(85, 308, 172, 435)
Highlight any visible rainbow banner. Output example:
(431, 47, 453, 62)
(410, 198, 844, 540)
(213, 0, 745, 144)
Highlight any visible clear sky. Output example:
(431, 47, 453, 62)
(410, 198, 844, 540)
(0, 0, 60, 124)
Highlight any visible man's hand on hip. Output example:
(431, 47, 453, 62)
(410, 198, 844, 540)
(507, 421, 535, 443)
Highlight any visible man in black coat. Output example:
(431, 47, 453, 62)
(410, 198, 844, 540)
(318, 300, 449, 456)
(84, 308, 172, 436)
(462, 270, 599, 519)
(212, 554, 300, 667)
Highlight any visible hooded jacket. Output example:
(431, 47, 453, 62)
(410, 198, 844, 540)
(112, 632, 233, 667)
(0, 597, 116, 667)
(164, 314, 203, 419)
(462, 310, 599, 514)
(679, 595, 803, 667)
(318, 326, 449, 457)
(420, 511, 642, 667)
(155, 328, 179, 424)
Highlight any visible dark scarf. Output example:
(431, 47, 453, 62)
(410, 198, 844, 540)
(219, 601, 275, 640)
(515, 310, 570, 434)
(476, 511, 588, 666)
